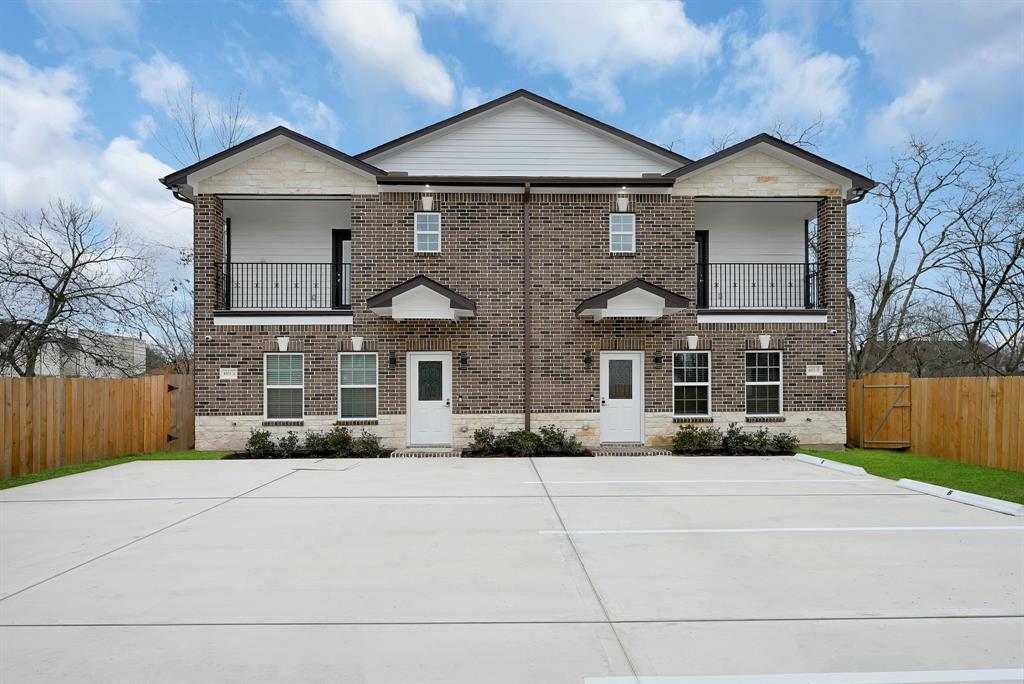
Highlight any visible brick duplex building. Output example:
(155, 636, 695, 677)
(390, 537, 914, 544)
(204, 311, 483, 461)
(160, 90, 873, 451)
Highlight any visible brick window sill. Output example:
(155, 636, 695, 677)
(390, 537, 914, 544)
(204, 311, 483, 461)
(673, 416, 714, 423)
(335, 419, 379, 426)
(745, 416, 786, 423)
(262, 420, 304, 427)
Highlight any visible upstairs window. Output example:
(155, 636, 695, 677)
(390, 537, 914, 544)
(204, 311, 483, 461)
(609, 213, 635, 253)
(265, 353, 303, 420)
(745, 351, 782, 416)
(673, 352, 711, 416)
(415, 212, 441, 253)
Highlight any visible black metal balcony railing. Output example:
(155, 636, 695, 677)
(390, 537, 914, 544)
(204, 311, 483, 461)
(216, 262, 351, 310)
(697, 262, 820, 309)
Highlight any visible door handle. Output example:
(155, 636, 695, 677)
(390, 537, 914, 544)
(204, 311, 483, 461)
(601, 398, 607, 405)
(445, 398, 451, 407)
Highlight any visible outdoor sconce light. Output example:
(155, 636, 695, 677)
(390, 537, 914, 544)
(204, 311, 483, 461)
(583, 350, 593, 368)
(459, 351, 468, 369)
(388, 351, 397, 367)
(421, 184, 434, 211)
(616, 186, 629, 212)
(654, 352, 664, 367)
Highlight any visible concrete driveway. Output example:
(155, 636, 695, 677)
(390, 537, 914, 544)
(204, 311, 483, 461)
(1, 456, 1022, 683)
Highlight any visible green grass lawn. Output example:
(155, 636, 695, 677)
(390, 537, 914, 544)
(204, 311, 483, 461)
(806, 448, 1024, 505)
(0, 451, 230, 490)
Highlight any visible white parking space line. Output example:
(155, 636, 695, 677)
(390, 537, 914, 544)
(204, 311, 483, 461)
(541, 525, 1024, 535)
(585, 668, 1024, 683)
(523, 479, 872, 484)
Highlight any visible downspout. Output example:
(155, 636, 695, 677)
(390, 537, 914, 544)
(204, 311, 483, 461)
(523, 182, 532, 431)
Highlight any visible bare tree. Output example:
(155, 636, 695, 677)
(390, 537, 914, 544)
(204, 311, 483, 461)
(0, 200, 155, 376)
(141, 248, 194, 374)
(767, 114, 826, 150)
(849, 139, 1020, 376)
(151, 84, 254, 166)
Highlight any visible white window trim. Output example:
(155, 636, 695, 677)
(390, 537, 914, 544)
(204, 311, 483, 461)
(414, 212, 442, 253)
(672, 351, 712, 417)
(337, 352, 379, 421)
(264, 352, 304, 421)
(744, 350, 784, 417)
(609, 212, 636, 254)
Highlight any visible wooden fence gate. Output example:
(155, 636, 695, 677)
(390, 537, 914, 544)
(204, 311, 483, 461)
(856, 372, 912, 449)
(0, 374, 195, 479)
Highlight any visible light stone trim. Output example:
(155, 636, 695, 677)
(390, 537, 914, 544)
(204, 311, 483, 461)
(530, 412, 602, 447)
(195, 414, 405, 451)
(673, 150, 842, 198)
(196, 142, 379, 196)
(452, 413, 526, 447)
(646, 411, 846, 447)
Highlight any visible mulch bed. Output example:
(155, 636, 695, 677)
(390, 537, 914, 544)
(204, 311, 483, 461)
(223, 451, 393, 459)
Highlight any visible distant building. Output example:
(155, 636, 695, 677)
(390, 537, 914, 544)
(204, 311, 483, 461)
(3, 330, 148, 378)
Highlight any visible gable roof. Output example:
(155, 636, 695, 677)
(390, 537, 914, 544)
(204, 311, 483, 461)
(159, 126, 385, 189)
(575, 278, 689, 317)
(356, 89, 692, 166)
(665, 133, 875, 191)
(366, 275, 477, 314)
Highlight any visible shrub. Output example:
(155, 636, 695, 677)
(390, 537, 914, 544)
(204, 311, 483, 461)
(721, 423, 756, 455)
(468, 427, 496, 453)
(537, 424, 584, 454)
(324, 426, 353, 456)
(672, 424, 722, 453)
(352, 430, 385, 458)
(246, 429, 278, 457)
(770, 431, 800, 454)
(302, 430, 331, 455)
(278, 431, 301, 457)
(747, 427, 773, 455)
(493, 429, 545, 457)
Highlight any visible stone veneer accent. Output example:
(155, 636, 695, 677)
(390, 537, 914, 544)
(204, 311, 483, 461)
(646, 411, 846, 448)
(672, 150, 842, 197)
(196, 142, 379, 195)
(192, 180, 850, 449)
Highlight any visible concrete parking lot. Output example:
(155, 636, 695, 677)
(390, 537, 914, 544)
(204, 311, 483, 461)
(1, 456, 1022, 683)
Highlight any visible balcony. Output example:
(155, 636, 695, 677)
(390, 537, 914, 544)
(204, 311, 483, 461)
(215, 262, 351, 311)
(697, 262, 820, 310)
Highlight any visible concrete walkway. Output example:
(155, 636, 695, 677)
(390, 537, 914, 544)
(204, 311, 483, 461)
(1, 457, 1022, 683)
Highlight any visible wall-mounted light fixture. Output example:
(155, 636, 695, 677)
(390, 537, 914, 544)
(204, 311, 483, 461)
(388, 351, 397, 367)
(616, 186, 629, 212)
(654, 352, 664, 367)
(421, 184, 434, 211)
(583, 350, 593, 368)
(459, 351, 468, 369)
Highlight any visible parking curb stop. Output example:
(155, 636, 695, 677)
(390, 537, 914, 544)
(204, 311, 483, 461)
(793, 453, 868, 476)
(897, 479, 1024, 517)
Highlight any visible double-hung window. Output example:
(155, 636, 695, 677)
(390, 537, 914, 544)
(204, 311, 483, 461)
(609, 213, 635, 253)
(745, 351, 782, 416)
(673, 352, 711, 416)
(338, 353, 378, 420)
(265, 353, 303, 420)
(414, 212, 441, 252)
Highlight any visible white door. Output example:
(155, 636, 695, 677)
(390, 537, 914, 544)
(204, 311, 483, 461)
(600, 351, 644, 443)
(407, 352, 453, 446)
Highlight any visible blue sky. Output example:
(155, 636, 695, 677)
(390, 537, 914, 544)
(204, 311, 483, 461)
(1, 0, 1021, 248)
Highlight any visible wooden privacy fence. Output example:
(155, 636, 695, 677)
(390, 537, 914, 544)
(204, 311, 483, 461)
(848, 373, 1024, 472)
(0, 374, 194, 479)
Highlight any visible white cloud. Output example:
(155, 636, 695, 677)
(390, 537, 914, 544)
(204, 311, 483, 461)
(853, 0, 1024, 144)
(27, 0, 140, 43)
(285, 93, 343, 146)
(658, 31, 856, 155)
(131, 53, 189, 108)
(0, 53, 191, 249)
(473, 0, 722, 111)
(288, 0, 455, 106)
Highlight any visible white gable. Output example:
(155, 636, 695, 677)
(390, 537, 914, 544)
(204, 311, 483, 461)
(366, 100, 678, 177)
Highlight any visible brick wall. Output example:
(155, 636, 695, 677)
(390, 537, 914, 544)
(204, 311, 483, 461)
(192, 189, 848, 442)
